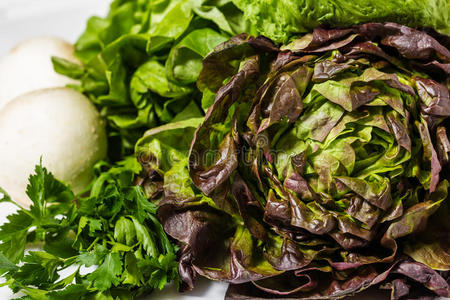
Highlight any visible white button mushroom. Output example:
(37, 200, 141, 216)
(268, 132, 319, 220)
(0, 37, 79, 110)
(0, 88, 107, 206)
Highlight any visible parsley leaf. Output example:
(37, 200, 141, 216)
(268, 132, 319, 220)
(26, 164, 72, 217)
(0, 160, 179, 299)
(87, 253, 123, 291)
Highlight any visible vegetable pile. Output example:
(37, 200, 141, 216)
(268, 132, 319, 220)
(1, 0, 253, 298)
(1, 0, 450, 299)
(143, 23, 450, 299)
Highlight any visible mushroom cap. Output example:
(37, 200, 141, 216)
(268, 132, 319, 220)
(0, 36, 79, 110)
(0, 88, 107, 206)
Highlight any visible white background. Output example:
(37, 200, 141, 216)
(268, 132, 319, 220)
(0, 1, 418, 299)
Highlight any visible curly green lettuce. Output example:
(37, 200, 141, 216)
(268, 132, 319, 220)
(53, 0, 255, 158)
(232, 0, 450, 43)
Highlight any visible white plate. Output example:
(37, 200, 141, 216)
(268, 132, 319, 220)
(0, 1, 407, 299)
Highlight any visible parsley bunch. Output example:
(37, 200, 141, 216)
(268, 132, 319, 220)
(0, 159, 178, 299)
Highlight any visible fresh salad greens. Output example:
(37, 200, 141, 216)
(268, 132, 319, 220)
(233, 0, 450, 43)
(141, 23, 450, 299)
(0, 0, 254, 297)
(53, 0, 255, 159)
(1, 0, 450, 299)
(0, 160, 178, 299)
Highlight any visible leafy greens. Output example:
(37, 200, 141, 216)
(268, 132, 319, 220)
(1, 0, 255, 298)
(232, 0, 450, 43)
(0, 161, 178, 299)
(136, 23, 450, 299)
(52, 0, 255, 159)
(3, 0, 450, 299)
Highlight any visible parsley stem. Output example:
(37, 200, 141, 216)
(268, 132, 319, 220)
(87, 237, 100, 251)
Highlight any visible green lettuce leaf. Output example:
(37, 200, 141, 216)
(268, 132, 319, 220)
(53, 0, 251, 158)
(232, 0, 450, 43)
